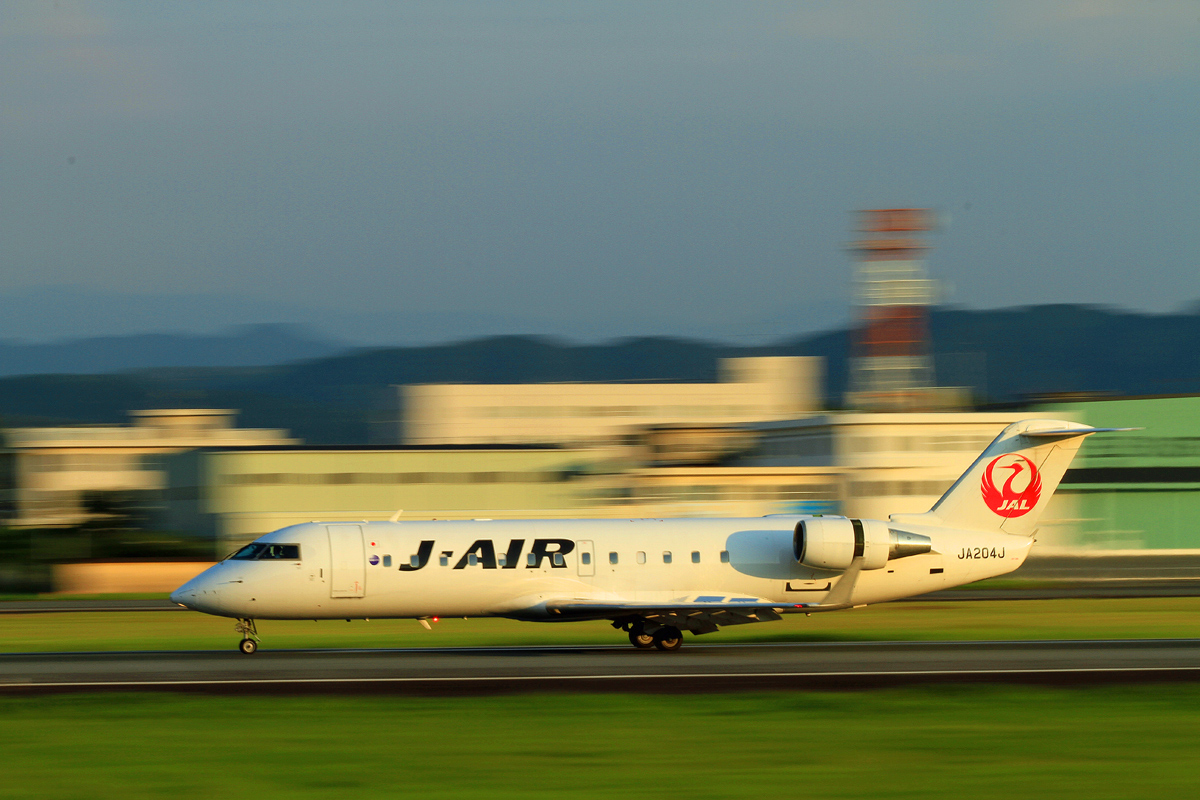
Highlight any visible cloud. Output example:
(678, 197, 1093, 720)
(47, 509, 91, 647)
(772, 1, 1199, 90)
(993, 1, 1199, 82)
(2, 0, 180, 125)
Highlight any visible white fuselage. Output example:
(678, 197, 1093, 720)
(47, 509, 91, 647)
(171, 516, 1030, 621)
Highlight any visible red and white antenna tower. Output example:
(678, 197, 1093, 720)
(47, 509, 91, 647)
(845, 209, 943, 411)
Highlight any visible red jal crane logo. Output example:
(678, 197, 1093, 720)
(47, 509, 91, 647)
(981, 454, 1042, 517)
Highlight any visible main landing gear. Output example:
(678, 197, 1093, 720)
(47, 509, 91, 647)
(629, 630, 656, 649)
(235, 618, 260, 655)
(652, 627, 683, 651)
(622, 620, 684, 652)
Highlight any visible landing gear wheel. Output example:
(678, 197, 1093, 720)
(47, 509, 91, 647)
(629, 630, 656, 649)
(234, 618, 260, 654)
(653, 626, 684, 652)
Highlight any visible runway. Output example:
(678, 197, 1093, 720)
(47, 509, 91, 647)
(4, 639, 1200, 695)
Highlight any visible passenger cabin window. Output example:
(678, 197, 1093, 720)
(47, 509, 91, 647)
(662, 551, 672, 564)
(382, 555, 392, 568)
(636, 551, 646, 565)
(552, 553, 565, 567)
(527, 553, 538, 567)
(229, 543, 300, 561)
(498, 554, 507, 567)
(439, 554, 450, 567)
(691, 551, 701, 564)
(609, 552, 619, 565)
(720, 550, 730, 563)
(468, 554, 479, 566)
(581, 552, 591, 565)
(410, 554, 422, 568)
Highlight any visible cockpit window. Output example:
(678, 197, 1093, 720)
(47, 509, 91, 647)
(229, 543, 301, 561)
(228, 544, 263, 560)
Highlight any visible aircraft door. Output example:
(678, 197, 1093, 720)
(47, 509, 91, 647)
(576, 539, 595, 578)
(327, 525, 365, 598)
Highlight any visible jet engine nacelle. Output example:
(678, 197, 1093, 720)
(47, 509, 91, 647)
(794, 517, 932, 571)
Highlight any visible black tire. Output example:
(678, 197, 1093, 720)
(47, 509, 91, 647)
(629, 630, 656, 649)
(239, 638, 258, 655)
(653, 627, 683, 652)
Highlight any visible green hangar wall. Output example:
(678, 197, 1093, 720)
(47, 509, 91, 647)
(1035, 396, 1200, 551)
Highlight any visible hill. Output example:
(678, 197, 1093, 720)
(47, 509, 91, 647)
(0, 305, 1197, 443)
(0, 324, 345, 376)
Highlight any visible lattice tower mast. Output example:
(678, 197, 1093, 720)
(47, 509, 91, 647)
(846, 208, 940, 410)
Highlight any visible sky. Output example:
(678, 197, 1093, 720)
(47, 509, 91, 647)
(2, 1, 1198, 345)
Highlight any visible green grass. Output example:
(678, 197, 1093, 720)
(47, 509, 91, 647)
(2, 688, 1199, 799)
(2, 596, 1199, 652)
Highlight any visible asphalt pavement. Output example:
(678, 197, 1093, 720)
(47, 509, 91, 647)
(4, 639, 1200, 694)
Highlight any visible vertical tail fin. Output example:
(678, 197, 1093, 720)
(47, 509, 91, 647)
(897, 419, 1126, 536)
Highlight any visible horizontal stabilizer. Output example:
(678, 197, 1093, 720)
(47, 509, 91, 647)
(1021, 426, 1141, 437)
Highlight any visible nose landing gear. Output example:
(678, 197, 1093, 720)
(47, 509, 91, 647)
(235, 618, 260, 655)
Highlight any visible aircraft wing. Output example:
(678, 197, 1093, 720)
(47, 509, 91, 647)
(542, 596, 852, 634)
(542, 561, 863, 634)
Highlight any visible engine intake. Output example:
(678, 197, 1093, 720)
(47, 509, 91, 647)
(793, 518, 932, 571)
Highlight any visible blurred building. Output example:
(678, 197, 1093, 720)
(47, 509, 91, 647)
(597, 412, 1027, 520)
(153, 397, 1200, 557)
(399, 356, 822, 446)
(2, 409, 296, 527)
(159, 444, 607, 553)
(156, 412, 1034, 547)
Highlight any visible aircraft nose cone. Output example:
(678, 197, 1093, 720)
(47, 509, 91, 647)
(169, 586, 190, 607)
(171, 570, 212, 610)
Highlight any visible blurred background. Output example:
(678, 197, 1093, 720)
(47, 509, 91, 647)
(1, 2, 1198, 593)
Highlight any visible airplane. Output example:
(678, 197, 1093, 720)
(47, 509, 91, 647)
(171, 419, 1126, 653)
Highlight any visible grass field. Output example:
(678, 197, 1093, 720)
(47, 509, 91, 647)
(2, 687, 1199, 799)
(2, 596, 1199, 652)
(5, 599, 1200, 798)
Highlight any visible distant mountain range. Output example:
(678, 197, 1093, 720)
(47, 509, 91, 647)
(0, 324, 346, 376)
(0, 304, 1198, 444)
(0, 286, 844, 346)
